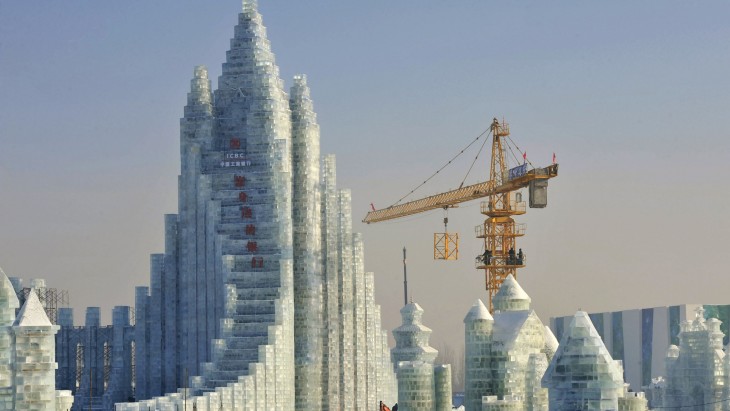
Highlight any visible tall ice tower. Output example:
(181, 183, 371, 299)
(118, 1, 397, 410)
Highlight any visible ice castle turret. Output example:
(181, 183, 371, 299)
(463, 275, 552, 411)
(391, 302, 452, 411)
(464, 299, 492, 411)
(542, 311, 626, 411)
(492, 275, 530, 312)
(0, 268, 19, 409)
(13, 291, 60, 410)
(392, 303, 438, 367)
(0, 268, 74, 411)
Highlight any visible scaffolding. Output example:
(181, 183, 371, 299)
(17, 286, 69, 325)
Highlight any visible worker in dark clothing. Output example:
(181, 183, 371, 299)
(517, 248, 524, 265)
(508, 247, 515, 265)
(481, 249, 492, 265)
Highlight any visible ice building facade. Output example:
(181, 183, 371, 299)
(0, 268, 74, 411)
(463, 275, 554, 411)
(390, 302, 452, 411)
(44, 1, 397, 410)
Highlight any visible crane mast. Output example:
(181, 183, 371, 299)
(478, 118, 526, 311)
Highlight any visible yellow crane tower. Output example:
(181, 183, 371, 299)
(363, 118, 558, 311)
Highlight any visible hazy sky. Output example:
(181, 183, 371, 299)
(1, 1, 729, 351)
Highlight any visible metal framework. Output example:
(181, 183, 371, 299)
(433, 233, 459, 260)
(363, 117, 559, 312)
(17, 287, 69, 325)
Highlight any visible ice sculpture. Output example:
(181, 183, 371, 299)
(658, 307, 725, 409)
(113, 1, 398, 408)
(464, 275, 551, 411)
(391, 302, 452, 411)
(0, 266, 73, 411)
(542, 311, 628, 411)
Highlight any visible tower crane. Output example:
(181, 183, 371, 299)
(363, 118, 558, 311)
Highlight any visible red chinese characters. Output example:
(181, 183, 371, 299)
(246, 241, 258, 252)
(245, 224, 256, 236)
(234, 175, 245, 187)
(251, 257, 264, 268)
(230, 138, 241, 149)
(241, 207, 253, 219)
(238, 192, 248, 202)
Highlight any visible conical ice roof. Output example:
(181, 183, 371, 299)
(14, 290, 52, 327)
(542, 311, 623, 389)
(464, 299, 493, 322)
(493, 274, 531, 311)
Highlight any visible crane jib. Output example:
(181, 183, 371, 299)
(363, 163, 558, 224)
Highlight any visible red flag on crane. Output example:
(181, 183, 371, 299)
(552, 152, 556, 164)
(523, 151, 527, 163)
(380, 401, 391, 411)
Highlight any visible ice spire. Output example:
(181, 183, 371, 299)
(492, 273, 531, 311)
(242, 0, 258, 13)
(184, 66, 213, 119)
(464, 299, 493, 411)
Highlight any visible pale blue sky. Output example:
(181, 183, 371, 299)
(1, 1, 729, 349)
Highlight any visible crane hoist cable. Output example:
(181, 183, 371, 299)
(391, 128, 492, 208)
(458, 129, 492, 189)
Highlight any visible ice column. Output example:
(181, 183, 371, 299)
(290, 74, 323, 411)
(464, 299, 493, 411)
(0, 268, 19, 409)
(396, 361, 434, 411)
(321, 155, 340, 410)
(392, 303, 439, 411)
(542, 311, 625, 411)
(352, 233, 368, 409)
(337, 189, 355, 410)
(434, 364, 453, 411)
(12, 291, 60, 411)
(178, 64, 213, 377)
